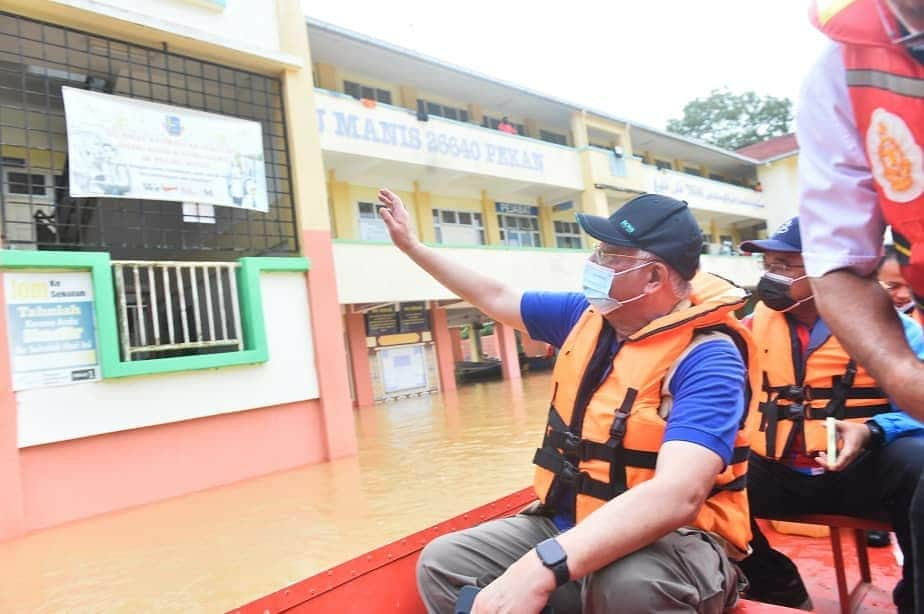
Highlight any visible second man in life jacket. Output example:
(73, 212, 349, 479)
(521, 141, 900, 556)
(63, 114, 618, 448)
(377, 188, 759, 613)
(735, 217, 924, 613)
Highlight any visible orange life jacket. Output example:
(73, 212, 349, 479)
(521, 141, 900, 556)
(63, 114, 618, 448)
(532, 273, 758, 554)
(812, 0, 924, 304)
(746, 302, 891, 460)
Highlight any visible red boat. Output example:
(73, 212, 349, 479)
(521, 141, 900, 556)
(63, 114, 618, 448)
(228, 487, 902, 614)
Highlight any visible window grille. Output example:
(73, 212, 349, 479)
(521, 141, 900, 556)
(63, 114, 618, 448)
(112, 260, 242, 360)
(432, 209, 484, 245)
(421, 100, 469, 122)
(344, 80, 391, 104)
(539, 130, 567, 146)
(553, 220, 582, 249)
(498, 213, 541, 247)
(0, 12, 299, 260)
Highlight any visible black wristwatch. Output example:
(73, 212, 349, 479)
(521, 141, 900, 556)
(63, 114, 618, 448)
(535, 537, 570, 587)
(865, 420, 886, 451)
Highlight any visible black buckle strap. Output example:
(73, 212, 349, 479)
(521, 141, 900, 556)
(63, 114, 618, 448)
(709, 473, 747, 498)
(543, 430, 659, 467)
(840, 403, 892, 419)
(823, 360, 858, 420)
(533, 447, 622, 501)
(798, 386, 885, 400)
(730, 446, 750, 464)
(606, 388, 637, 448)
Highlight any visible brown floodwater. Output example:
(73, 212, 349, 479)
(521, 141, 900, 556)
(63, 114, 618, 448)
(0, 371, 554, 613)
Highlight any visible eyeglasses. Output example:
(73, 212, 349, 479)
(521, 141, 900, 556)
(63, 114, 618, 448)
(762, 261, 806, 277)
(591, 243, 658, 269)
(880, 280, 911, 293)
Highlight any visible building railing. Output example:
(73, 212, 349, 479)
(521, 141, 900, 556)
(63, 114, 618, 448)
(112, 261, 243, 361)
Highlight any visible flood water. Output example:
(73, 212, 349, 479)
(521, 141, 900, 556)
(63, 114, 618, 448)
(0, 372, 554, 613)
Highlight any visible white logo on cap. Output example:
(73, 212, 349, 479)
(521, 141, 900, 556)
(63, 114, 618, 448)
(774, 219, 793, 237)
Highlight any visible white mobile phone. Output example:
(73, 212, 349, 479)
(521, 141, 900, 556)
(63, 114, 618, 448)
(826, 417, 838, 464)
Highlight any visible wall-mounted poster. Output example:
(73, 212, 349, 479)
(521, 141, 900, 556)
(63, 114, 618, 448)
(399, 301, 429, 333)
(365, 304, 399, 336)
(62, 87, 269, 212)
(4, 271, 100, 390)
(378, 344, 428, 394)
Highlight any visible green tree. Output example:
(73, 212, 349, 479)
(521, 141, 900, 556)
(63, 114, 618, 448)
(666, 89, 793, 151)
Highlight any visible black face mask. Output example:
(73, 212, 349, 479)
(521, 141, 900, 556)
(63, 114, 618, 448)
(757, 272, 808, 312)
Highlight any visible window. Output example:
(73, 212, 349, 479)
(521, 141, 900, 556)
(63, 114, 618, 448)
(113, 261, 242, 360)
(498, 213, 541, 247)
(422, 100, 469, 122)
(357, 201, 389, 241)
(483, 116, 526, 136)
(432, 209, 485, 245)
(553, 220, 582, 249)
(709, 173, 724, 182)
(344, 80, 392, 105)
(655, 159, 674, 171)
(684, 166, 703, 177)
(2, 168, 54, 204)
(539, 130, 568, 146)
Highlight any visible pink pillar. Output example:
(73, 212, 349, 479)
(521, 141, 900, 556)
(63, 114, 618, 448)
(302, 229, 358, 459)
(0, 272, 25, 539)
(430, 307, 457, 393)
(449, 327, 464, 362)
(496, 322, 522, 381)
(345, 312, 375, 407)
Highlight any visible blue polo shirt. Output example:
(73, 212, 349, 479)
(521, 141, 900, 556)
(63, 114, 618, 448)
(522, 291, 747, 531)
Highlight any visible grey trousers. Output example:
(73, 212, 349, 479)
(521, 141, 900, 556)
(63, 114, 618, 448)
(417, 508, 743, 613)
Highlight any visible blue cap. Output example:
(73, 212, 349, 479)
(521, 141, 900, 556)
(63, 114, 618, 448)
(739, 217, 801, 253)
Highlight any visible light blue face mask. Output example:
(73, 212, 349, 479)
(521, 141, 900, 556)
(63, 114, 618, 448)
(582, 260, 651, 314)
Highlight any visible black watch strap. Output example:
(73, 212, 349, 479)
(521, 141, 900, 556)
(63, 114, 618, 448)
(865, 420, 885, 451)
(535, 538, 570, 587)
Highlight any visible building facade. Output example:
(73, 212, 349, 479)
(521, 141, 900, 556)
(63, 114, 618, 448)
(0, 3, 801, 540)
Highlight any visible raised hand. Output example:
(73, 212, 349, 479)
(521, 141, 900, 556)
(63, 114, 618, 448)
(377, 188, 418, 253)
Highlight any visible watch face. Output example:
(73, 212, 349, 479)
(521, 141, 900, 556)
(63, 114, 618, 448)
(536, 538, 566, 566)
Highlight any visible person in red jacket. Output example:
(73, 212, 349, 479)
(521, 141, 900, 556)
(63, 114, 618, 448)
(798, 2, 924, 610)
(799, 0, 924, 423)
(496, 116, 517, 135)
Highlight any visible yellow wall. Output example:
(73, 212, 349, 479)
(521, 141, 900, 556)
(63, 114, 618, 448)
(430, 194, 482, 213)
(757, 155, 799, 233)
(320, 62, 563, 138)
(0, 145, 66, 170)
(329, 182, 416, 240)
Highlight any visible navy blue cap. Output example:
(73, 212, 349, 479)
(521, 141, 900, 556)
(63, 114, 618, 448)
(576, 193, 702, 280)
(739, 217, 801, 253)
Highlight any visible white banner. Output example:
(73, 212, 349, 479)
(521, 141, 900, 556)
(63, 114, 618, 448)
(314, 90, 583, 190)
(645, 167, 764, 214)
(62, 87, 269, 212)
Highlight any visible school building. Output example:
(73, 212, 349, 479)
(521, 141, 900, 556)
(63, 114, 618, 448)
(0, 2, 800, 541)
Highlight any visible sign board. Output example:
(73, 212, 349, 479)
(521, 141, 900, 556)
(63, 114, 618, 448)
(313, 91, 583, 190)
(4, 271, 100, 390)
(646, 168, 764, 213)
(495, 202, 538, 216)
(365, 304, 399, 336)
(379, 344, 428, 394)
(62, 87, 269, 212)
(399, 301, 429, 333)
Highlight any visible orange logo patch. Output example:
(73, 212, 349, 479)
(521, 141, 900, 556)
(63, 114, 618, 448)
(866, 108, 924, 203)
